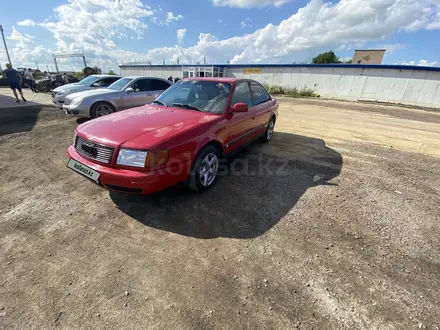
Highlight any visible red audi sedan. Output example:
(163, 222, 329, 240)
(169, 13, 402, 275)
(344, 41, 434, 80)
(67, 78, 279, 194)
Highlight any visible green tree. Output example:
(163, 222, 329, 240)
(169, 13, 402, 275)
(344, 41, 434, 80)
(74, 72, 85, 80)
(107, 69, 116, 75)
(312, 51, 341, 64)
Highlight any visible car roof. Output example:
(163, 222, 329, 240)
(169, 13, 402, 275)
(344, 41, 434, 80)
(123, 76, 171, 80)
(183, 77, 254, 84)
(90, 74, 121, 78)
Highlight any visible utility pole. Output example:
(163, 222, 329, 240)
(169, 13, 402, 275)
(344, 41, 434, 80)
(0, 25, 12, 66)
(35, 62, 39, 70)
(203, 57, 206, 65)
(82, 55, 87, 68)
(46, 65, 50, 72)
(54, 57, 59, 73)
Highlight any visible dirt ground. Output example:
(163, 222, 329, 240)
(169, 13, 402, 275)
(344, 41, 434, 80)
(0, 99, 439, 330)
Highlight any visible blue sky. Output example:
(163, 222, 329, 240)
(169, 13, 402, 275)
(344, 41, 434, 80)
(0, 0, 439, 72)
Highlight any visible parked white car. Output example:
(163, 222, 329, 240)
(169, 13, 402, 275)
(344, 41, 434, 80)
(63, 77, 172, 118)
(52, 75, 121, 106)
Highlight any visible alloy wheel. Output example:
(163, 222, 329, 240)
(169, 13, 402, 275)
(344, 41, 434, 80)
(199, 153, 219, 187)
(96, 104, 113, 117)
(267, 119, 275, 140)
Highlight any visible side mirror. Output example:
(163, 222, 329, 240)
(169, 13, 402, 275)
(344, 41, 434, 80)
(126, 87, 134, 94)
(230, 102, 248, 113)
(92, 82, 100, 87)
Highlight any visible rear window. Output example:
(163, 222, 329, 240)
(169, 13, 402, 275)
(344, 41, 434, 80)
(250, 83, 270, 106)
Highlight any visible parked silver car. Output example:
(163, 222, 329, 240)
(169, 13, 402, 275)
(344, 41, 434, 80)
(63, 77, 172, 118)
(52, 74, 121, 106)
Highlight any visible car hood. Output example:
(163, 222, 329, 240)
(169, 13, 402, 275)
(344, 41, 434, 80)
(53, 83, 80, 92)
(60, 86, 95, 95)
(77, 105, 218, 148)
(66, 88, 116, 99)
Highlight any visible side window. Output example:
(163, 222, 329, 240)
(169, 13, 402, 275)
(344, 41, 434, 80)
(150, 79, 171, 91)
(250, 83, 270, 106)
(230, 82, 252, 107)
(132, 79, 151, 92)
(99, 77, 120, 87)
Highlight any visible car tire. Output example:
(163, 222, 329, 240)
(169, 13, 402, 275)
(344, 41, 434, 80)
(262, 116, 275, 142)
(187, 145, 220, 193)
(91, 102, 115, 119)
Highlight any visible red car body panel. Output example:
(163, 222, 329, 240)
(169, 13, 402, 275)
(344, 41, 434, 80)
(68, 78, 279, 194)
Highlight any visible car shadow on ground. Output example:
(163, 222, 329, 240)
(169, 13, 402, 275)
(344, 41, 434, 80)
(0, 103, 42, 136)
(76, 118, 90, 124)
(110, 132, 342, 239)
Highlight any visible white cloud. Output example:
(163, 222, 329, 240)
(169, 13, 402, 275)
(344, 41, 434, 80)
(7, 0, 155, 70)
(166, 12, 183, 24)
(400, 60, 440, 67)
(145, 0, 440, 65)
(7, 0, 440, 71)
(177, 28, 187, 44)
(375, 43, 405, 55)
(426, 10, 440, 29)
(1, 27, 52, 67)
(211, 0, 293, 8)
(17, 19, 37, 26)
(240, 18, 252, 28)
(217, 19, 223, 23)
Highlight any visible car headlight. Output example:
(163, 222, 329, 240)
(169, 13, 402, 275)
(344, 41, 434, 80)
(70, 97, 83, 107)
(117, 149, 148, 168)
(73, 132, 77, 146)
(58, 90, 67, 96)
(116, 149, 170, 168)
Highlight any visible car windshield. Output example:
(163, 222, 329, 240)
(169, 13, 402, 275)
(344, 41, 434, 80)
(108, 78, 133, 90)
(77, 76, 100, 86)
(156, 80, 232, 114)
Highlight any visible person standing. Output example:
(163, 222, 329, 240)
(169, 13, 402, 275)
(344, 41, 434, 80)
(24, 68, 38, 93)
(2, 63, 26, 103)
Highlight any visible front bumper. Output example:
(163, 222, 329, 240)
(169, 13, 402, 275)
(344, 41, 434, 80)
(67, 146, 190, 194)
(52, 93, 65, 107)
(63, 104, 90, 118)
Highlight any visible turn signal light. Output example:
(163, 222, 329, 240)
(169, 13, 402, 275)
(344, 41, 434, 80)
(145, 150, 169, 168)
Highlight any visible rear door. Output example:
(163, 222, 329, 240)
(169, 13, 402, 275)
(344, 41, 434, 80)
(249, 82, 272, 132)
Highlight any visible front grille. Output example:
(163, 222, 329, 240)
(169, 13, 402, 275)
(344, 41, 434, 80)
(75, 136, 114, 164)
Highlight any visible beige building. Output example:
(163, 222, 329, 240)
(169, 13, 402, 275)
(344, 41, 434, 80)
(352, 49, 386, 64)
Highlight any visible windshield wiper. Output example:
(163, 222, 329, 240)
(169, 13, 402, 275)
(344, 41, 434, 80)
(172, 103, 202, 112)
(151, 100, 168, 107)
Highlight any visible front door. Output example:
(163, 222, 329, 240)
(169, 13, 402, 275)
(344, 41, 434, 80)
(222, 82, 257, 155)
(122, 78, 154, 109)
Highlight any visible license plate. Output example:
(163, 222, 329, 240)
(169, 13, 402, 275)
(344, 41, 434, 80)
(67, 159, 100, 182)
